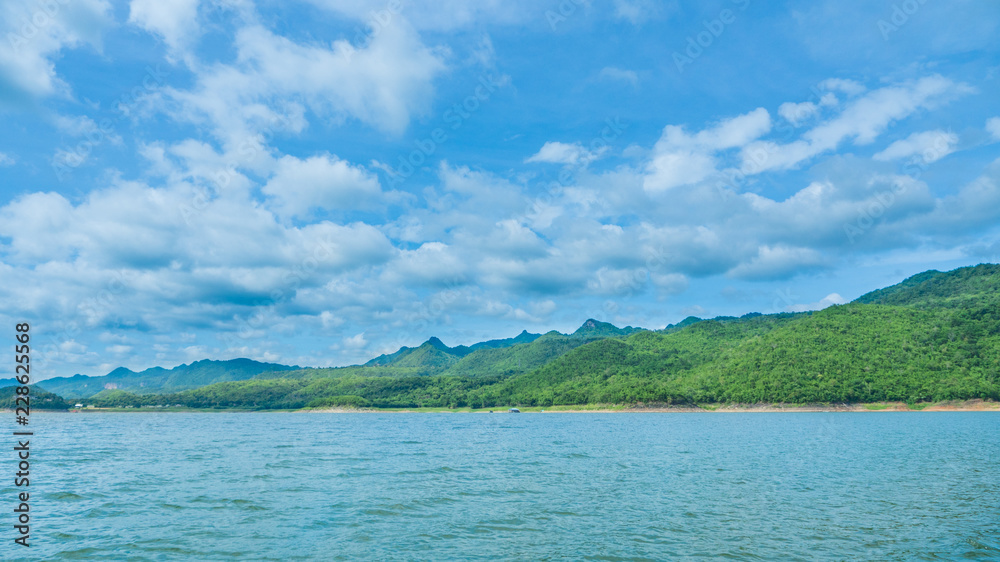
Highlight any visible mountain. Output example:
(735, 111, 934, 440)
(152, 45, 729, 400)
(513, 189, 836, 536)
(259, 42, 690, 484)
(35, 358, 299, 399)
(363, 331, 542, 369)
(468, 329, 541, 350)
(363, 336, 468, 368)
(442, 331, 606, 378)
(264, 330, 600, 381)
(573, 318, 644, 338)
(76, 263, 1000, 410)
(0, 385, 71, 410)
(854, 263, 1000, 308)
(357, 322, 636, 377)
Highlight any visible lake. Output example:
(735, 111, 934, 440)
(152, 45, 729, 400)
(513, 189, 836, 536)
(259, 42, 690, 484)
(5, 412, 999, 560)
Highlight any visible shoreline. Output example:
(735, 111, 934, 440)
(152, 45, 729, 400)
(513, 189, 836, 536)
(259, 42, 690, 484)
(12, 399, 999, 414)
(363, 399, 1000, 414)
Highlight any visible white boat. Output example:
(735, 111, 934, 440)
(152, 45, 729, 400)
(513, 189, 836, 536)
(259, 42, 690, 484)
(508, 408, 520, 413)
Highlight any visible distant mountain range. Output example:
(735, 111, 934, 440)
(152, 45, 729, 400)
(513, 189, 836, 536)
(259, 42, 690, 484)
(0, 359, 299, 399)
(5, 319, 639, 400)
(7, 263, 1000, 408)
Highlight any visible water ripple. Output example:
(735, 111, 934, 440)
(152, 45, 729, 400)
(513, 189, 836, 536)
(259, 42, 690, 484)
(19, 411, 1000, 560)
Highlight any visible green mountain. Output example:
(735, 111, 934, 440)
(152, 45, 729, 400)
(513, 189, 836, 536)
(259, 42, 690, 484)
(854, 263, 1000, 308)
(36, 358, 299, 399)
(73, 263, 1000, 410)
(363, 331, 542, 369)
(0, 385, 71, 410)
(442, 331, 608, 378)
(573, 318, 644, 337)
(468, 329, 541, 350)
(256, 326, 607, 381)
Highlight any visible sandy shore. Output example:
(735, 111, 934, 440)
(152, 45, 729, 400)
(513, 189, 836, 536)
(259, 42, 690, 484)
(17, 399, 996, 414)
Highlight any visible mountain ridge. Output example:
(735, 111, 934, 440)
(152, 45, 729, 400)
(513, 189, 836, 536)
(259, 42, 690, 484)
(18, 263, 1000, 408)
(30, 358, 300, 399)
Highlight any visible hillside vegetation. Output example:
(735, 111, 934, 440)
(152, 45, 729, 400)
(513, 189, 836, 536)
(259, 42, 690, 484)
(35, 359, 299, 398)
(52, 263, 1000, 410)
(0, 386, 71, 410)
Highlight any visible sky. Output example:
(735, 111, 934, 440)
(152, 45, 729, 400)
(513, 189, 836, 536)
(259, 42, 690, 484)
(1, 0, 999, 380)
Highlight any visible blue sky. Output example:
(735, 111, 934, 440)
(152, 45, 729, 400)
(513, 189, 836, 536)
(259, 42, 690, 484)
(1, 0, 999, 379)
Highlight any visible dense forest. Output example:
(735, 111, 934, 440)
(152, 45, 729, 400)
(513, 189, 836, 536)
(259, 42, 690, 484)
(18, 264, 1000, 411)
(0, 386, 72, 410)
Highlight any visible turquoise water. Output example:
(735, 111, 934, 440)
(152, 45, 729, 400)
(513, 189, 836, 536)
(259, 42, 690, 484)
(4, 412, 999, 560)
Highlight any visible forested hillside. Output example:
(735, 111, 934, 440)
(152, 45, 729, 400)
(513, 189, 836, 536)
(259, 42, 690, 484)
(0, 386, 71, 410)
(35, 359, 300, 398)
(40, 263, 1000, 410)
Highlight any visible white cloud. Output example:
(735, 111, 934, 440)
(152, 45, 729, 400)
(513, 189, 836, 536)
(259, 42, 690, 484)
(478, 299, 550, 323)
(303, 0, 534, 31)
(599, 66, 639, 88)
(741, 75, 970, 173)
(644, 108, 771, 192)
(873, 130, 958, 163)
(263, 154, 383, 219)
(128, 0, 200, 55)
(526, 141, 607, 166)
(818, 78, 866, 97)
(0, 152, 13, 166)
(165, 19, 447, 144)
(778, 101, 818, 127)
(587, 267, 647, 296)
(0, 179, 396, 292)
(54, 114, 123, 145)
(786, 293, 846, 312)
(342, 333, 367, 349)
(651, 272, 689, 295)
(382, 242, 468, 287)
(987, 117, 1000, 142)
(727, 245, 828, 281)
(0, 0, 113, 107)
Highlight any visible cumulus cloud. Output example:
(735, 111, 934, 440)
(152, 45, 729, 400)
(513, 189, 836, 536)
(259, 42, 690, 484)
(263, 154, 383, 219)
(341, 333, 367, 350)
(128, 0, 201, 55)
(727, 245, 829, 281)
(651, 273, 689, 295)
(164, 19, 446, 144)
(0, 178, 397, 325)
(3, 42, 997, 378)
(382, 242, 469, 287)
(0, 0, 113, 107)
(643, 108, 771, 192)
